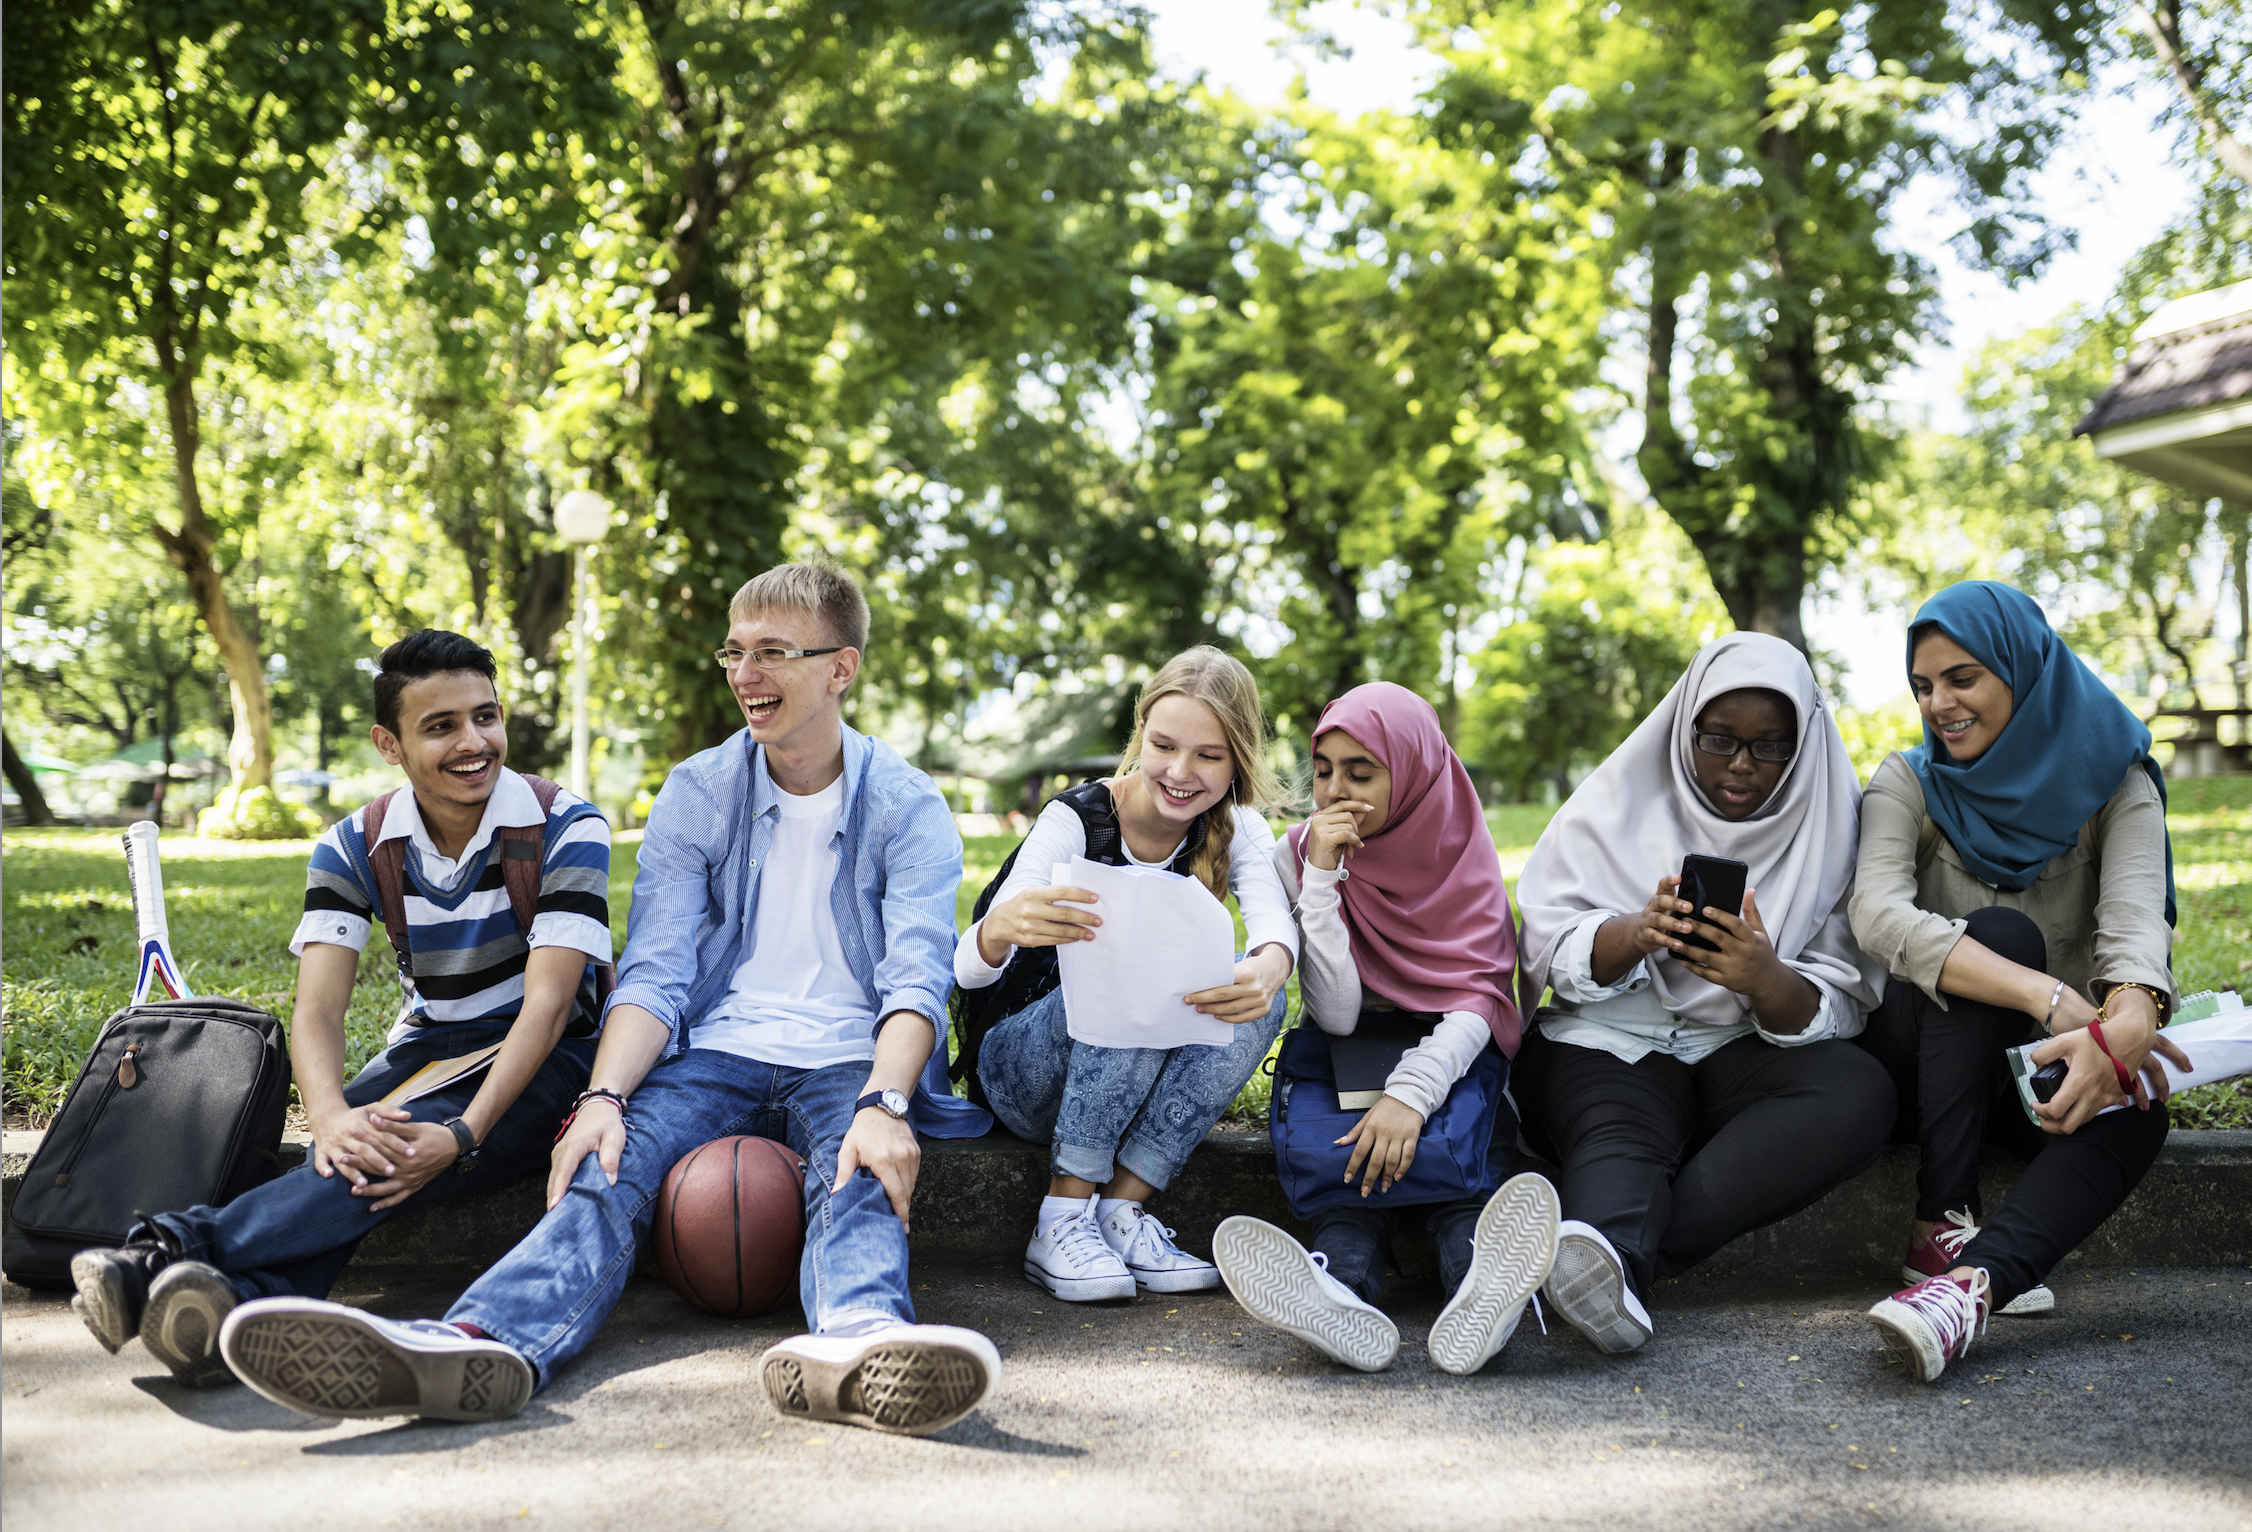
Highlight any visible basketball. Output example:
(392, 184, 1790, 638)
(651, 1136, 807, 1318)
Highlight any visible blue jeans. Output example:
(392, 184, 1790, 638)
(446, 1049, 910, 1390)
(977, 963, 1289, 1190)
(136, 1020, 594, 1302)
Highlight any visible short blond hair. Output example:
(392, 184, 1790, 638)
(728, 557, 869, 654)
(1119, 646, 1286, 899)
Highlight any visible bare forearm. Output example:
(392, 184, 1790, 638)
(458, 948, 582, 1142)
(288, 942, 362, 1115)
(864, 1011, 936, 1097)
(589, 1003, 674, 1098)
(1936, 935, 2059, 1022)
(1590, 915, 1641, 987)
(1748, 966, 1821, 1034)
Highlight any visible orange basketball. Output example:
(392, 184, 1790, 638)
(651, 1136, 807, 1318)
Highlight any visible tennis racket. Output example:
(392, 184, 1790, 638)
(123, 820, 193, 1004)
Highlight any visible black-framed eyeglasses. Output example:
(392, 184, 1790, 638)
(1694, 732, 1796, 763)
(713, 646, 844, 671)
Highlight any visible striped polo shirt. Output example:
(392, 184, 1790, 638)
(291, 769, 613, 1040)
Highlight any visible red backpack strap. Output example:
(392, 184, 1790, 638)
(511, 775, 618, 1003)
(362, 790, 414, 977)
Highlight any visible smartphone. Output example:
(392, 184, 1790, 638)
(1677, 853, 1749, 953)
(2029, 1058, 2068, 1103)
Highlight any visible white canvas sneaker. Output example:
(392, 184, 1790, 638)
(1542, 1219, 1654, 1355)
(220, 1298, 534, 1421)
(761, 1321, 1000, 1436)
(1023, 1199, 1137, 1302)
(1211, 1215, 1400, 1373)
(1099, 1202, 1222, 1293)
(1427, 1173, 1561, 1376)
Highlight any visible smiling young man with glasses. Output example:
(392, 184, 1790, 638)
(219, 559, 1001, 1435)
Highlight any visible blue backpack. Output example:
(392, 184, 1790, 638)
(1268, 1018, 1506, 1218)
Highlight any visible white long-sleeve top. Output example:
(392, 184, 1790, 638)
(1537, 908, 1845, 1065)
(1271, 839, 1490, 1121)
(955, 798, 1299, 990)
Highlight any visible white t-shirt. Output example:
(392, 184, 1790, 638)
(954, 793, 1299, 989)
(695, 768, 878, 1068)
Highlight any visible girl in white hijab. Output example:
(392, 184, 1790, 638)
(1512, 632, 1892, 1356)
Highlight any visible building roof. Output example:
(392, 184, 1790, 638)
(2076, 279, 2252, 438)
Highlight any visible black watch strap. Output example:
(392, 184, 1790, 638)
(443, 1115, 480, 1171)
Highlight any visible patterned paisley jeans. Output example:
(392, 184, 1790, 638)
(977, 958, 1290, 1189)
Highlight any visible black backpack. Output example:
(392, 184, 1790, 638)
(4, 997, 290, 1290)
(948, 781, 1206, 1106)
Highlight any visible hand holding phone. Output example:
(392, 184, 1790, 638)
(1677, 854, 1749, 954)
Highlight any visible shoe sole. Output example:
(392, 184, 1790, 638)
(141, 1268, 238, 1388)
(1428, 1174, 1559, 1376)
(1023, 1259, 1137, 1303)
(1129, 1264, 1223, 1295)
(1212, 1217, 1399, 1373)
(222, 1308, 532, 1422)
(1866, 1298, 1946, 1383)
(69, 1253, 138, 1356)
(761, 1338, 993, 1436)
(1545, 1232, 1652, 1355)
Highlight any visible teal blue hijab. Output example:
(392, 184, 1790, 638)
(1904, 581, 2174, 925)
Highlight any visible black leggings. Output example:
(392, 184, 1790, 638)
(1516, 1027, 1896, 1301)
(1853, 906, 2170, 1306)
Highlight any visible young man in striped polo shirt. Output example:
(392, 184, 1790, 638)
(68, 630, 612, 1389)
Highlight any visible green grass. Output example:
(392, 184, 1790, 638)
(5, 783, 2245, 1128)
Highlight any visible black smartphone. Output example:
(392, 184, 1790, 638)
(2030, 1058, 2069, 1103)
(1677, 853, 1749, 953)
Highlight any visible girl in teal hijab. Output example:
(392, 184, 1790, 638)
(1904, 580, 2175, 925)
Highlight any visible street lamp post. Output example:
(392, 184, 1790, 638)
(553, 489, 612, 800)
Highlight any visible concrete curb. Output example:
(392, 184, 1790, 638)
(6, 1128, 2248, 1278)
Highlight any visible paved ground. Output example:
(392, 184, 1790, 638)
(4, 1260, 2248, 1532)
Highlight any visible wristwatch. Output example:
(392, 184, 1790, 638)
(442, 1116, 481, 1175)
(855, 1088, 911, 1121)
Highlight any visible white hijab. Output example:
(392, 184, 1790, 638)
(1516, 632, 1885, 1027)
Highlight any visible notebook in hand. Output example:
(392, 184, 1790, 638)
(377, 1042, 507, 1108)
(1328, 1011, 1439, 1110)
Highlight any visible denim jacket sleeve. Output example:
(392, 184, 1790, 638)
(870, 773, 964, 1036)
(605, 765, 726, 1035)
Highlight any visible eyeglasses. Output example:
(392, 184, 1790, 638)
(713, 646, 844, 671)
(1694, 732, 1796, 763)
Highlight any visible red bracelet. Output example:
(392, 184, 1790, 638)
(2085, 1018, 2145, 1110)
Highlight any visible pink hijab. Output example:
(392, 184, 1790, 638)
(1285, 683, 1531, 1056)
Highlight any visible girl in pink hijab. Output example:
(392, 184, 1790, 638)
(1211, 683, 1562, 1377)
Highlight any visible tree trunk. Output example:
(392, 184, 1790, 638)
(2, 731, 58, 825)
(150, 367, 274, 793)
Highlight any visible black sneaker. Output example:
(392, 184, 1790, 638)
(140, 1262, 240, 1388)
(70, 1242, 173, 1355)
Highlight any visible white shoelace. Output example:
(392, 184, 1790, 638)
(1931, 1208, 1980, 1259)
(1115, 1209, 1191, 1267)
(1046, 1209, 1120, 1271)
(1898, 1269, 1991, 1357)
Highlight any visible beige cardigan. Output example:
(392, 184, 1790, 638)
(1847, 752, 2175, 1011)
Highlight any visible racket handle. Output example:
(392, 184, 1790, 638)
(123, 820, 171, 946)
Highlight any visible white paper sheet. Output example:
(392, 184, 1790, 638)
(2155, 1006, 2252, 1094)
(1051, 856, 1239, 1049)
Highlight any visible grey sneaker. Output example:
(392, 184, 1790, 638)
(140, 1262, 239, 1388)
(1428, 1173, 1560, 1376)
(219, 1298, 533, 1422)
(1212, 1216, 1400, 1373)
(70, 1242, 172, 1355)
(760, 1323, 1000, 1436)
(1543, 1219, 1654, 1354)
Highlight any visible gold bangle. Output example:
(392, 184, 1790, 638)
(2096, 981, 2168, 1025)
